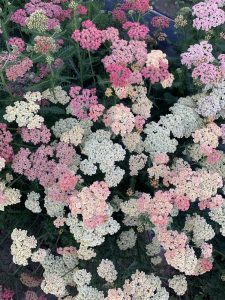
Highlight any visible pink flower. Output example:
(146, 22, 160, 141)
(206, 149, 221, 164)
(71, 21, 103, 51)
(53, 217, 65, 228)
(8, 37, 25, 52)
(121, 0, 150, 14)
(47, 18, 60, 30)
(58, 172, 78, 191)
(69, 86, 98, 120)
(10, 9, 27, 26)
(102, 39, 147, 70)
(6, 57, 33, 82)
(1, 288, 15, 300)
(20, 124, 51, 145)
(89, 104, 105, 122)
(192, 1, 225, 31)
(102, 27, 120, 44)
(142, 60, 170, 84)
(199, 258, 213, 272)
(153, 153, 169, 165)
(112, 8, 127, 23)
(158, 229, 188, 255)
(69, 181, 110, 228)
(192, 63, 222, 85)
(151, 16, 170, 29)
(137, 191, 173, 227)
(76, 4, 88, 15)
(134, 115, 146, 132)
(106, 64, 133, 87)
(57, 246, 76, 255)
(25, 1, 71, 22)
(199, 195, 223, 210)
(104, 103, 135, 136)
(173, 194, 190, 211)
(12, 142, 76, 192)
(0, 123, 14, 162)
(82, 19, 95, 29)
(123, 21, 149, 40)
(181, 41, 214, 69)
(201, 243, 213, 259)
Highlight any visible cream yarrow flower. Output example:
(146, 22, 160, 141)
(97, 259, 117, 283)
(4, 92, 44, 129)
(117, 228, 137, 250)
(168, 275, 187, 296)
(11, 228, 37, 266)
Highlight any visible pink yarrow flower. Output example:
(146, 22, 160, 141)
(71, 20, 103, 51)
(123, 21, 149, 40)
(6, 57, 33, 82)
(69, 86, 98, 120)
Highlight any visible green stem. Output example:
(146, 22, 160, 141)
(0, 71, 6, 87)
(88, 51, 96, 85)
(214, 249, 225, 258)
(7, 175, 23, 188)
(49, 64, 56, 100)
(147, 83, 152, 97)
(62, 265, 77, 278)
(79, 47, 84, 86)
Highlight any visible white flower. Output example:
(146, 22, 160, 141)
(4, 92, 43, 129)
(11, 228, 37, 266)
(144, 122, 178, 155)
(41, 273, 67, 297)
(0, 157, 5, 171)
(168, 275, 187, 296)
(97, 259, 117, 283)
(42, 86, 70, 105)
(25, 192, 41, 213)
(73, 269, 92, 286)
(117, 229, 137, 251)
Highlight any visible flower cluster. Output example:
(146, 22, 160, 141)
(0, 0, 224, 298)
(192, 0, 225, 31)
(11, 228, 37, 266)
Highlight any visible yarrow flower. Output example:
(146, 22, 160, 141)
(142, 50, 172, 86)
(33, 36, 56, 54)
(8, 37, 25, 52)
(121, 0, 150, 14)
(151, 16, 170, 29)
(69, 181, 110, 229)
(20, 124, 51, 145)
(192, 1, 225, 31)
(26, 10, 49, 32)
(103, 103, 135, 136)
(0, 123, 14, 161)
(4, 92, 44, 129)
(97, 259, 117, 283)
(71, 20, 103, 51)
(0, 181, 21, 211)
(5, 57, 33, 82)
(11, 228, 37, 266)
(117, 229, 137, 250)
(68, 86, 98, 120)
(168, 275, 187, 296)
(2, 0, 225, 298)
(181, 41, 214, 69)
(123, 21, 149, 40)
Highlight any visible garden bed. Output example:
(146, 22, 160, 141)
(0, 0, 225, 299)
